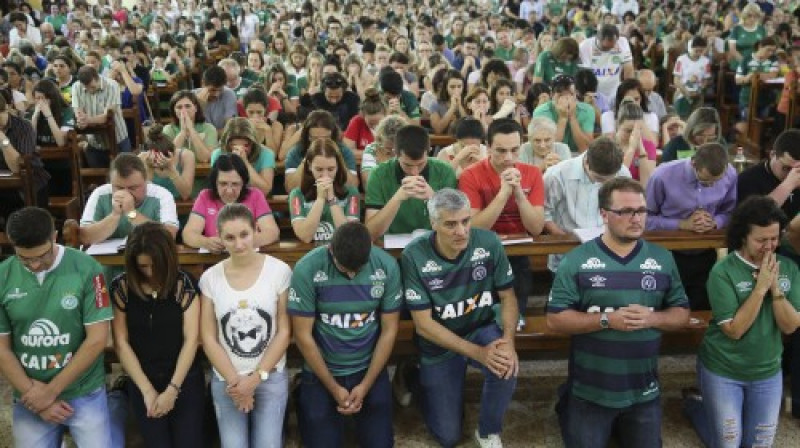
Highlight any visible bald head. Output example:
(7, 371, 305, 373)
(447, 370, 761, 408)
(637, 69, 656, 93)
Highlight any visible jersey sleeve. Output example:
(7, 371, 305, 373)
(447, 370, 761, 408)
(82, 261, 113, 325)
(80, 187, 104, 226)
(202, 124, 219, 149)
(365, 166, 389, 208)
(0, 298, 11, 335)
(707, 264, 739, 324)
(492, 237, 514, 291)
(340, 144, 358, 172)
(662, 253, 689, 309)
(546, 251, 581, 313)
(256, 147, 276, 170)
(344, 189, 360, 220)
(381, 256, 403, 313)
(155, 187, 179, 228)
(343, 116, 362, 142)
(288, 188, 308, 221)
(277, 260, 292, 295)
(287, 260, 316, 317)
(400, 250, 433, 311)
(525, 166, 545, 206)
(285, 146, 301, 171)
(250, 189, 272, 218)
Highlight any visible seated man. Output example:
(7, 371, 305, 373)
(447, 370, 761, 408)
(738, 129, 800, 218)
(543, 137, 630, 271)
(80, 153, 178, 245)
(289, 222, 401, 448)
(194, 66, 238, 131)
(71, 65, 130, 168)
(218, 58, 253, 99)
(460, 119, 545, 328)
(402, 188, 518, 448)
(310, 72, 361, 131)
(8, 12, 42, 48)
(0, 207, 113, 447)
(646, 142, 736, 310)
(532, 74, 595, 153)
(379, 68, 422, 126)
(365, 125, 457, 239)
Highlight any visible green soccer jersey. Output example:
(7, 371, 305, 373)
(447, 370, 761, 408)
(288, 186, 361, 242)
(0, 247, 112, 400)
(729, 25, 766, 70)
(288, 246, 403, 376)
(700, 252, 800, 381)
(365, 158, 457, 235)
(737, 54, 778, 108)
(534, 51, 579, 83)
(402, 229, 514, 365)
(547, 237, 688, 408)
(80, 183, 179, 240)
(233, 77, 255, 99)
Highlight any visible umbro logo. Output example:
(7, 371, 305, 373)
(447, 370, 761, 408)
(639, 258, 662, 270)
(405, 289, 423, 301)
(589, 275, 606, 287)
(470, 248, 490, 261)
(313, 271, 329, 283)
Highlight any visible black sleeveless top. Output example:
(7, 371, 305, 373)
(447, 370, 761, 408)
(110, 270, 199, 377)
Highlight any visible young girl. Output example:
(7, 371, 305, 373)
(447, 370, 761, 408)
(464, 86, 492, 131)
(111, 223, 204, 447)
(289, 138, 361, 243)
(343, 88, 386, 153)
(200, 204, 291, 448)
(429, 69, 467, 135)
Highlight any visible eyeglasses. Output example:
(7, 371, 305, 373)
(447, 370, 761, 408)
(604, 207, 648, 218)
(16, 241, 54, 266)
(322, 74, 347, 89)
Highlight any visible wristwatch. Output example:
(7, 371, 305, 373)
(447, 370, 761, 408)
(257, 368, 270, 382)
(127, 210, 138, 220)
(600, 312, 610, 330)
(1, 138, 9, 148)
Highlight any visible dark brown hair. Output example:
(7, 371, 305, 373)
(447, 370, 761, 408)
(124, 222, 179, 301)
(300, 138, 348, 201)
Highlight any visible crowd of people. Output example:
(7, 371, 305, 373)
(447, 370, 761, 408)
(1, 0, 800, 447)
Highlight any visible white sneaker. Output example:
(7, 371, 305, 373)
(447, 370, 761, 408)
(475, 429, 503, 448)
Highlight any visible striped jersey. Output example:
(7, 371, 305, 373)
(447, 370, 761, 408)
(547, 237, 688, 408)
(402, 229, 514, 365)
(288, 246, 403, 376)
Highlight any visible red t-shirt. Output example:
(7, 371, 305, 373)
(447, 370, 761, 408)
(343, 115, 375, 151)
(237, 96, 282, 117)
(459, 158, 544, 235)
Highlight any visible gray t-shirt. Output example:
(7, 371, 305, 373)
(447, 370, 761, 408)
(195, 86, 238, 129)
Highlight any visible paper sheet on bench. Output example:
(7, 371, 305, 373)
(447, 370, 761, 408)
(572, 226, 604, 243)
(86, 237, 127, 255)
(384, 230, 429, 249)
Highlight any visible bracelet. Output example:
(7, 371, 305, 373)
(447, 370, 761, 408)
(773, 294, 786, 301)
(168, 382, 181, 394)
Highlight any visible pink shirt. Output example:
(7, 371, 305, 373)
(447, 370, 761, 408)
(191, 187, 272, 237)
(629, 139, 658, 181)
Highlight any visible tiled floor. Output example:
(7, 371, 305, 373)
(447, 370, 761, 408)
(3, 355, 800, 447)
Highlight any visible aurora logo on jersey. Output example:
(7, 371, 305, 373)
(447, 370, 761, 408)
(470, 248, 490, 262)
(21, 319, 71, 348)
(581, 258, 606, 269)
(320, 311, 376, 329)
(434, 291, 493, 320)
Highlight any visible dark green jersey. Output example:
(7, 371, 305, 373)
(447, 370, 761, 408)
(0, 247, 112, 400)
(534, 51, 579, 83)
(700, 252, 800, 381)
(288, 246, 403, 376)
(547, 237, 688, 408)
(401, 229, 514, 365)
(365, 158, 457, 235)
(288, 186, 361, 242)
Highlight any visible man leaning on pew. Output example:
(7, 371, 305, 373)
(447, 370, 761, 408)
(80, 153, 178, 245)
(547, 177, 690, 448)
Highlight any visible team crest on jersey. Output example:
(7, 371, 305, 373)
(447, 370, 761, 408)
(639, 258, 662, 271)
(313, 271, 329, 283)
(371, 284, 384, 298)
(589, 275, 606, 288)
(641, 275, 657, 291)
(5, 288, 27, 300)
(288, 288, 301, 303)
(470, 248, 490, 261)
(370, 269, 387, 281)
(581, 258, 606, 269)
(60, 294, 78, 310)
(422, 260, 442, 273)
(406, 288, 422, 301)
(472, 266, 488, 281)
(427, 278, 445, 290)
(736, 281, 753, 293)
(779, 275, 792, 293)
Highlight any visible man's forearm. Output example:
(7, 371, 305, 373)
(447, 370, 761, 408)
(80, 214, 121, 245)
(0, 343, 34, 394)
(365, 195, 404, 240)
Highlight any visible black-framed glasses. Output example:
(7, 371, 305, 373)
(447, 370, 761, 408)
(604, 207, 648, 218)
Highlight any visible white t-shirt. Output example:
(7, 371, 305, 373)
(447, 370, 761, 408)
(199, 255, 292, 380)
(672, 54, 711, 100)
(600, 110, 660, 136)
(579, 36, 633, 100)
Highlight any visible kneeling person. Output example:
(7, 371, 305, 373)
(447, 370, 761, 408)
(289, 222, 402, 447)
(402, 188, 519, 448)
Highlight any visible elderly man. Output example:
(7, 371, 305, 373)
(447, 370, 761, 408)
(520, 116, 572, 172)
(637, 69, 667, 120)
(402, 188, 519, 448)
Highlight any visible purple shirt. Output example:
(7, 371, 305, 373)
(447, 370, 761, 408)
(645, 160, 737, 231)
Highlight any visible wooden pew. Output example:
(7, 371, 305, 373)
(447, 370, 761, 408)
(0, 158, 35, 207)
(74, 110, 119, 194)
(121, 93, 144, 149)
(746, 75, 781, 155)
(38, 131, 82, 220)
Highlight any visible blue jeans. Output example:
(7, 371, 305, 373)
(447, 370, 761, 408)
(13, 386, 112, 448)
(698, 359, 782, 448)
(210, 370, 288, 448)
(419, 323, 517, 448)
(297, 368, 393, 448)
(556, 384, 662, 448)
